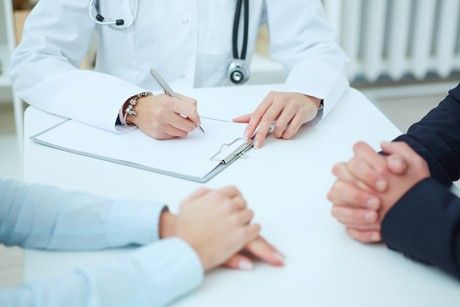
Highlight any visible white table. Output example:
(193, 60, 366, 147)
(23, 85, 460, 306)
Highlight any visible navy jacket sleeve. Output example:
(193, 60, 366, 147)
(382, 178, 460, 278)
(382, 83, 460, 278)
(393, 84, 460, 186)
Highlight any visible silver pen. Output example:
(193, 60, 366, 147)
(150, 68, 205, 134)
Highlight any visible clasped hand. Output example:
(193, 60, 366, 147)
(160, 186, 285, 272)
(327, 141, 430, 243)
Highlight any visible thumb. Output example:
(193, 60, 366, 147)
(387, 154, 408, 175)
(233, 113, 252, 123)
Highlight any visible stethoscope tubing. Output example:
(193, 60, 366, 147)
(88, 0, 139, 29)
(88, 0, 250, 83)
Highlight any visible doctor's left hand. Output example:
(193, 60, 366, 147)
(128, 94, 201, 140)
(233, 92, 321, 149)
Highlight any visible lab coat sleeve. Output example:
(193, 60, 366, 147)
(8, 0, 145, 132)
(0, 239, 204, 307)
(265, 0, 349, 118)
(0, 178, 165, 250)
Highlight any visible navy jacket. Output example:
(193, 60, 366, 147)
(382, 83, 460, 278)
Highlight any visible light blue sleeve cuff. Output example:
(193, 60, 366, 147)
(105, 199, 166, 248)
(130, 238, 205, 306)
(0, 238, 204, 307)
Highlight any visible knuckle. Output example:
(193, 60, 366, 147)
(350, 190, 362, 204)
(265, 111, 277, 120)
(275, 121, 286, 131)
(373, 164, 387, 176)
(400, 142, 411, 150)
(213, 190, 226, 200)
(153, 108, 163, 118)
(353, 141, 366, 151)
(334, 180, 346, 192)
(230, 214, 240, 224)
(331, 164, 341, 176)
(363, 169, 376, 182)
(326, 190, 333, 202)
(238, 228, 249, 240)
(330, 206, 339, 218)
(229, 185, 239, 194)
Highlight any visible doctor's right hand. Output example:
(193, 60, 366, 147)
(160, 186, 284, 271)
(127, 94, 201, 140)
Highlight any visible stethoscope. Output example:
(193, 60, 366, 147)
(88, 0, 139, 29)
(88, 0, 250, 84)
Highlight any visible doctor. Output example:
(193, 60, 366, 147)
(10, 0, 348, 148)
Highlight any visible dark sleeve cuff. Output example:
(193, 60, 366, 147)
(393, 136, 452, 187)
(382, 177, 460, 278)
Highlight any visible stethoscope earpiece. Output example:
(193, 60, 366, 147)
(88, 0, 135, 29)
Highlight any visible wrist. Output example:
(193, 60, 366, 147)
(159, 211, 178, 239)
(121, 92, 153, 126)
(306, 95, 322, 109)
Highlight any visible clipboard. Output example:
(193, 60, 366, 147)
(31, 119, 254, 183)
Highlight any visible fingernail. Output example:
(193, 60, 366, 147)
(365, 211, 377, 222)
(273, 252, 285, 264)
(367, 197, 380, 210)
(254, 141, 261, 150)
(239, 260, 254, 271)
(376, 179, 387, 192)
(371, 232, 381, 241)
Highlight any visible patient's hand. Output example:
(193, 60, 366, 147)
(327, 141, 429, 243)
(160, 186, 284, 272)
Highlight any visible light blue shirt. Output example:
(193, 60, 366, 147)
(0, 179, 204, 307)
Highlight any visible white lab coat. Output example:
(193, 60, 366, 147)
(9, 0, 348, 132)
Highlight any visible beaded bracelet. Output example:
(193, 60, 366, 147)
(119, 92, 153, 126)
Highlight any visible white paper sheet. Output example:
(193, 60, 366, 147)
(33, 118, 249, 180)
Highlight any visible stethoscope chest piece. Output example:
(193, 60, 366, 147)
(228, 59, 250, 84)
(228, 0, 250, 84)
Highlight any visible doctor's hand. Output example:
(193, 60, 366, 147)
(327, 141, 429, 243)
(127, 94, 201, 140)
(160, 186, 283, 272)
(233, 92, 321, 149)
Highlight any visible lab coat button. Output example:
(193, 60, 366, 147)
(179, 74, 185, 79)
(182, 19, 190, 25)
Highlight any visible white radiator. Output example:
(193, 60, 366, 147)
(323, 0, 460, 83)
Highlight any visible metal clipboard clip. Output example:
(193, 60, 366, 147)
(210, 137, 254, 165)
